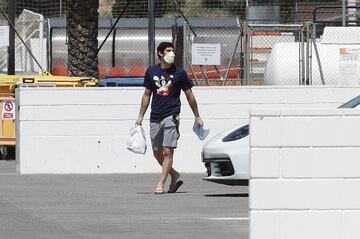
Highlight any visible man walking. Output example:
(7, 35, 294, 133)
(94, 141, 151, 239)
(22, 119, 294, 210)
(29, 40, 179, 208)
(136, 42, 204, 194)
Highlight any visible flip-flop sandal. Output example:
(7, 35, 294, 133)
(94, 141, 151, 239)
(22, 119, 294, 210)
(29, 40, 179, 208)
(168, 180, 183, 193)
(154, 190, 165, 195)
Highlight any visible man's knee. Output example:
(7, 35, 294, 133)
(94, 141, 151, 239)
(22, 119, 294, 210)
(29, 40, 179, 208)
(162, 147, 174, 158)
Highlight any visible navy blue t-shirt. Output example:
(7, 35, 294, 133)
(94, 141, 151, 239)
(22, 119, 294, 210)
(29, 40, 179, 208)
(144, 64, 193, 122)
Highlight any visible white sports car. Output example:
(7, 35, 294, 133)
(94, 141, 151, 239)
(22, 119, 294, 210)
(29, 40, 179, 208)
(202, 95, 360, 186)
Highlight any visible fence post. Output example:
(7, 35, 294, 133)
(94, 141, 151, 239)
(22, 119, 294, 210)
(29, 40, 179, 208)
(148, 0, 155, 67)
(8, 0, 15, 75)
(300, 25, 305, 85)
(39, 14, 44, 75)
(311, 23, 325, 85)
(342, 0, 346, 26)
(243, 21, 250, 85)
(305, 21, 311, 85)
(222, 28, 241, 86)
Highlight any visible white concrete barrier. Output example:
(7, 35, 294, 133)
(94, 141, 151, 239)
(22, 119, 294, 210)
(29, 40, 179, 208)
(16, 86, 360, 174)
(250, 108, 360, 239)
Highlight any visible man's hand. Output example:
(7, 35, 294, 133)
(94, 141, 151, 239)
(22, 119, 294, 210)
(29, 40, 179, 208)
(194, 116, 204, 127)
(135, 116, 143, 126)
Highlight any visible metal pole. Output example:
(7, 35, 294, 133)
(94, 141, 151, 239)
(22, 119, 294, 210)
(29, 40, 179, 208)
(305, 22, 310, 85)
(312, 23, 325, 85)
(148, 0, 155, 66)
(298, 29, 301, 85)
(8, 0, 15, 75)
(312, 40, 325, 85)
(39, 14, 44, 75)
(300, 26, 305, 85)
(60, 0, 62, 16)
(243, 22, 250, 85)
(112, 29, 116, 67)
(342, 0, 346, 26)
(308, 23, 313, 85)
(222, 30, 241, 86)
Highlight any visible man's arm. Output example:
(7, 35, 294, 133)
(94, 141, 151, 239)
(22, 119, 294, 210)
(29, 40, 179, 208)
(184, 88, 204, 126)
(136, 89, 152, 125)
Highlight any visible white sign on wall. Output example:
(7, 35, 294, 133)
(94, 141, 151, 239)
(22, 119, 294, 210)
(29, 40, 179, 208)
(338, 48, 360, 86)
(0, 26, 9, 47)
(2, 100, 15, 120)
(192, 43, 221, 65)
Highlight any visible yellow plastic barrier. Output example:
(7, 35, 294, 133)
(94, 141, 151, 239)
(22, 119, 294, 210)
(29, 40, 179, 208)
(0, 93, 15, 147)
(0, 75, 98, 93)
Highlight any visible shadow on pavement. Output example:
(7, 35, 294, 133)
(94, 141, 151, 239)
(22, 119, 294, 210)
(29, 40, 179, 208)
(136, 191, 189, 195)
(204, 193, 248, 197)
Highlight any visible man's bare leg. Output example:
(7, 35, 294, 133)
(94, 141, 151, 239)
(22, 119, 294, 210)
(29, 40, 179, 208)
(154, 147, 174, 193)
(153, 149, 180, 192)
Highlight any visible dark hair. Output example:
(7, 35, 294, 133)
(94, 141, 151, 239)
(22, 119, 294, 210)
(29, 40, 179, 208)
(156, 42, 174, 60)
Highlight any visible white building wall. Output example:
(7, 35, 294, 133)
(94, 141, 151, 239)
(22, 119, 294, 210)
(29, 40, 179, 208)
(250, 108, 360, 239)
(16, 86, 360, 174)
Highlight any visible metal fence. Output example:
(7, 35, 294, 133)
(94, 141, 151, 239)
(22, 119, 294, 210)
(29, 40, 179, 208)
(0, 0, 359, 86)
(0, 7, 46, 74)
(243, 23, 304, 85)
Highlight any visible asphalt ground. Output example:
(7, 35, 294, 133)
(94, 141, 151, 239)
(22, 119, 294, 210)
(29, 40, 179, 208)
(0, 160, 249, 239)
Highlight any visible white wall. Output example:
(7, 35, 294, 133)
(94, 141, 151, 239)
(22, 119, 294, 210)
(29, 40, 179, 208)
(249, 108, 360, 239)
(16, 86, 360, 174)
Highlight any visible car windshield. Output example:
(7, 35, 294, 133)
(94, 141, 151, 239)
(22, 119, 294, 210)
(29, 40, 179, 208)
(338, 95, 360, 108)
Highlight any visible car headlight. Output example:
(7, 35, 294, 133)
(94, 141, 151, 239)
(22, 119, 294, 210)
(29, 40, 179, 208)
(222, 124, 249, 142)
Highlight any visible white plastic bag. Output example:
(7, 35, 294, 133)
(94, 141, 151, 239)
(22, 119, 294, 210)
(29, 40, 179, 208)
(126, 125, 147, 154)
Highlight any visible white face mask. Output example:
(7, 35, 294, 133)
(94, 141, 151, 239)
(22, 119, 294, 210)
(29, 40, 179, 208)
(163, 51, 175, 64)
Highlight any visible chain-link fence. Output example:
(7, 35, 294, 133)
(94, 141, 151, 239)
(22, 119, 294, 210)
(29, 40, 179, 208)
(243, 23, 304, 85)
(0, 0, 359, 85)
(252, 21, 360, 86)
(0, 1, 65, 74)
(0, 7, 46, 74)
(183, 18, 242, 86)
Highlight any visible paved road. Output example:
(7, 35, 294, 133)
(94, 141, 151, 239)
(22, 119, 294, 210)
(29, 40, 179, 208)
(0, 160, 249, 239)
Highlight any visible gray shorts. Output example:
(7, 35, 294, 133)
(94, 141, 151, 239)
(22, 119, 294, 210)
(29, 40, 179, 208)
(150, 115, 179, 151)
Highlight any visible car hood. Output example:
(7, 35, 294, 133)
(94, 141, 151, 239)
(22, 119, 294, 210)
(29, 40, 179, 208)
(203, 124, 247, 149)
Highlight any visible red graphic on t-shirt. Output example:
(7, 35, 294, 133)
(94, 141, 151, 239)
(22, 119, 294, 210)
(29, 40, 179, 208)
(153, 75, 173, 96)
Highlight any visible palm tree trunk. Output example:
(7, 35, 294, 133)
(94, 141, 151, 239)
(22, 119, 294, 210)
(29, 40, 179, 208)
(67, 0, 99, 78)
